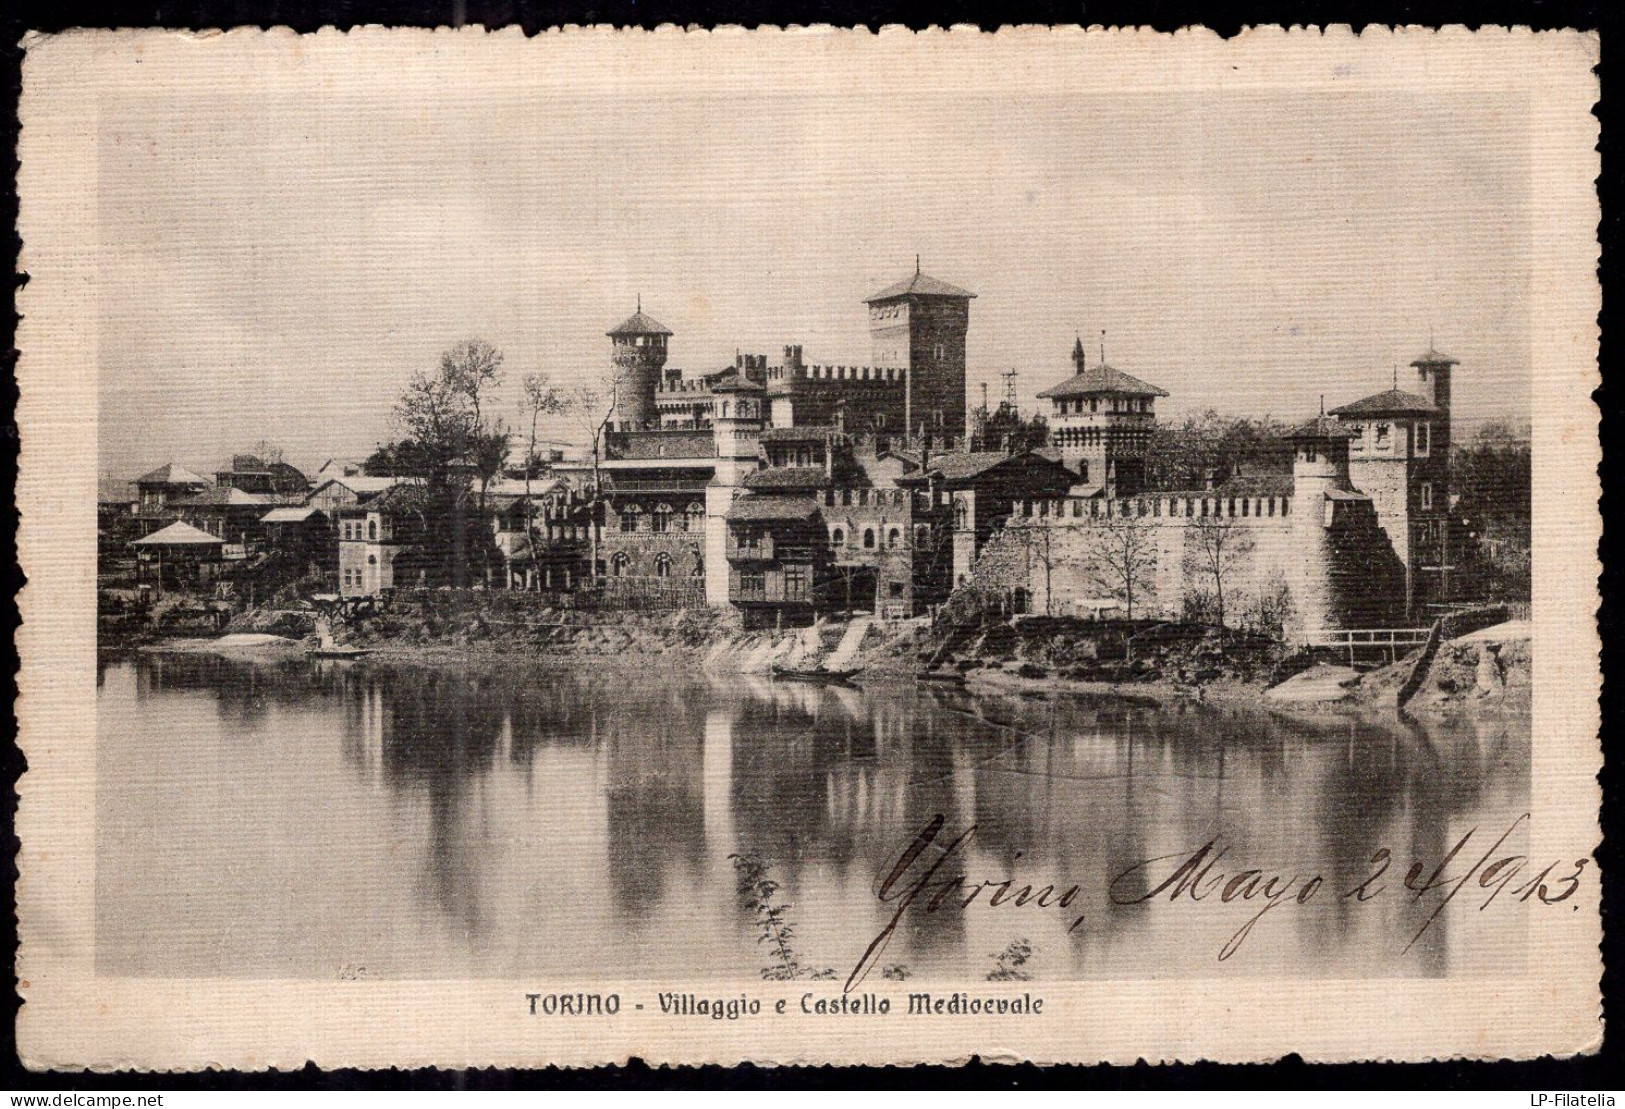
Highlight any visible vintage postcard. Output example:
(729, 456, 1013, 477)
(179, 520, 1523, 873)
(15, 26, 1601, 1070)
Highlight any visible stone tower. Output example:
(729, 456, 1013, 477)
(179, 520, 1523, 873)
(1409, 345, 1459, 602)
(1036, 338, 1168, 496)
(607, 305, 672, 431)
(865, 264, 974, 442)
(705, 376, 766, 607)
(1330, 362, 1448, 615)
(1285, 416, 1360, 638)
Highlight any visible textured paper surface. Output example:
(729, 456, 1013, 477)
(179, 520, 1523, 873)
(15, 26, 1601, 1070)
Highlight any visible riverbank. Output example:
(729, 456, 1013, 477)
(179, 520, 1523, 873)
(124, 593, 1531, 718)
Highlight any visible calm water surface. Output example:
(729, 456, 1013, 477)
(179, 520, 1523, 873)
(96, 653, 1530, 982)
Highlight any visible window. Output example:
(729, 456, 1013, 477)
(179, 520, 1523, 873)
(1420, 482, 1434, 510)
(875, 413, 887, 430)
(887, 527, 901, 548)
(620, 509, 639, 533)
(1079, 461, 1089, 483)
(889, 581, 905, 598)
(863, 528, 876, 550)
(740, 571, 765, 595)
(830, 527, 845, 547)
(1415, 421, 1431, 456)
(652, 505, 671, 533)
(691, 556, 704, 578)
(784, 566, 808, 601)
(914, 525, 929, 548)
(367, 520, 377, 540)
(654, 552, 672, 578)
(611, 551, 630, 577)
(1375, 423, 1392, 450)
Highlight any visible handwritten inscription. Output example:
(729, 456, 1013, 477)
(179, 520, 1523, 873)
(1111, 812, 1587, 959)
(850, 813, 1589, 989)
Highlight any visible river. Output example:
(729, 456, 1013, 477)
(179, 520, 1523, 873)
(96, 651, 1530, 983)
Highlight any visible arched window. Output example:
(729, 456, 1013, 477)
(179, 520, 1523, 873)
(887, 527, 901, 549)
(683, 502, 704, 531)
(692, 555, 704, 578)
(620, 505, 641, 532)
(863, 528, 876, 550)
(367, 520, 377, 540)
(914, 525, 929, 548)
(652, 504, 672, 533)
(830, 527, 845, 547)
(367, 554, 377, 565)
(611, 551, 630, 577)
(654, 552, 672, 578)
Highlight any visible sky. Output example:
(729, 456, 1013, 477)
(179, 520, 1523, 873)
(96, 68, 1530, 479)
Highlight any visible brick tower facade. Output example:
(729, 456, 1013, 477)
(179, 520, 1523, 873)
(864, 265, 974, 441)
(607, 305, 672, 431)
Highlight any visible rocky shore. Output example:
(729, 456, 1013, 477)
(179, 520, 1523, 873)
(116, 592, 1530, 719)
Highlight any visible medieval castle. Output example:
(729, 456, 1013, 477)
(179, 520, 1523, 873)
(581, 263, 1462, 641)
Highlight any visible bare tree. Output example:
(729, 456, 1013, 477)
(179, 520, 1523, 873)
(1005, 518, 1060, 616)
(1085, 513, 1158, 620)
(250, 440, 286, 466)
(570, 372, 625, 583)
(1187, 513, 1250, 627)
(519, 372, 570, 589)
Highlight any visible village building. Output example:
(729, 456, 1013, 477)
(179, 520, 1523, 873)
(172, 485, 287, 550)
(894, 449, 1082, 588)
(305, 475, 400, 514)
(334, 488, 410, 598)
(214, 454, 310, 497)
(487, 476, 595, 592)
(131, 520, 229, 591)
(312, 458, 368, 483)
(132, 462, 209, 536)
(724, 495, 828, 628)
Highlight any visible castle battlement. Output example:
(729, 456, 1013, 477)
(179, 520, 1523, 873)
(819, 487, 915, 509)
(1008, 493, 1296, 524)
(767, 364, 909, 385)
(657, 378, 713, 395)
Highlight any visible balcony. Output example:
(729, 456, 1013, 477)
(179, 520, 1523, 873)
(726, 536, 775, 562)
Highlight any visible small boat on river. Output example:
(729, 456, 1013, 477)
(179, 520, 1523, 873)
(916, 669, 967, 686)
(311, 645, 372, 660)
(771, 665, 860, 685)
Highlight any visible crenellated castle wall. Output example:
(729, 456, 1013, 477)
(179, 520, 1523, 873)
(966, 490, 1405, 640)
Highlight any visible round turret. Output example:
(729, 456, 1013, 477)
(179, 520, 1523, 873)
(607, 307, 673, 431)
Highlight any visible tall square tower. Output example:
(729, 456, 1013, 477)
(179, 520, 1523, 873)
(865, 265, 974, 441)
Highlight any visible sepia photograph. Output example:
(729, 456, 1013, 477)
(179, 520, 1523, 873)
(14, 26, 1602, 1073)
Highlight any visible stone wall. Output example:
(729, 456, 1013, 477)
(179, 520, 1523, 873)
(964, 491, 1405, 641)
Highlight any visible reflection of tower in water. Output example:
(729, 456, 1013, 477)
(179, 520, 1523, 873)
(602, 692, 707, 920)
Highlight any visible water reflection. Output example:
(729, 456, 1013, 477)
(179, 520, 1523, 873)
(98, 653, 1530, 981)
